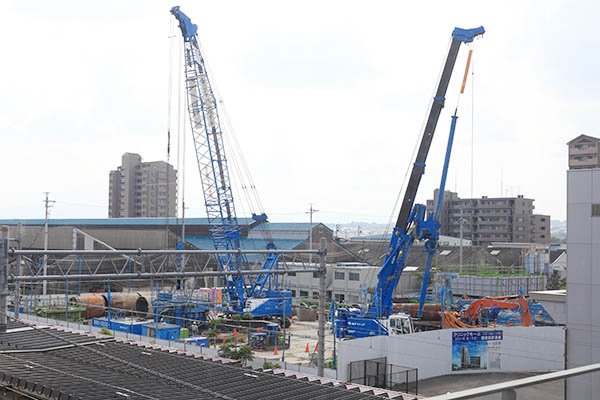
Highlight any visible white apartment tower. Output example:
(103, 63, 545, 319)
(566, 134, 600, 399)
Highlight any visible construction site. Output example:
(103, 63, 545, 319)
(1, 2, 598, 400)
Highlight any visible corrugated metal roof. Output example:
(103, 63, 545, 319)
(0, 217, 255, 226)
(0, 321, 396, 400)
(251, 222, 328, 232)
(185, 236, 305, 251)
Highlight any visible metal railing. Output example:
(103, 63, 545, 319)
(425, 363, 600, 399)
(348, 357, 419, 395)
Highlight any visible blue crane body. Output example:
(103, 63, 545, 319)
(171, 6, 291, 321)
(335, 26, 484, 339)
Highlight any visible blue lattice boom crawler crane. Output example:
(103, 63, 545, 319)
(171, 6, 291, 324)
(335, 26, 484, 339)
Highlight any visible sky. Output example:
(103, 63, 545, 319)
(1, 1, 599, 225)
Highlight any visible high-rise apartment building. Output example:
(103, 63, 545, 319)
(426, 190, 550, 246)
(109, 153, 177, 218)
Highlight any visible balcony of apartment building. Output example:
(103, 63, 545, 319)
(569, 141, 598, 155)
(569, 153, 599, 169)
(477, 209, 512, 217)
(476, 200, 509, 208)
(475, 224, 506, 233)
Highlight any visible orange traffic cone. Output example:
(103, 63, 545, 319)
(273, 344, 278, 355)
(305, 343, 309, 352)
(315, 343, 318, 352)
(233, 328, 238, 340)
(331, 350, 335, 357)
(222, 337, 226, 345)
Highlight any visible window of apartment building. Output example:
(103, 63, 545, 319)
(334, 293, 345, 303)
(517, 217, 524, 222)
(313, 272, 319, 278)
(334, 271, 345, 280)
(349, 272, 360, 281)
(517, 234, 525, 239)
(287, 272, 296, 277)
(541, 226, 546, 230)
(300, 290, 309, 298)
(541, 218, 546, 222)
(517, 226, 524, 231)
(312, 292, 319, 300)
(592, 204, 600, 217)
(541, 235, 546, 239)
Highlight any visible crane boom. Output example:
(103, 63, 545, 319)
(335, 26, 484, 338)
(395, 27, 484, 232)
(171, 6, 247, 308)
(171, 7, 291, 320)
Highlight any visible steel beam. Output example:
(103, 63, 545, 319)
(11, 249, 320, 256)
(8, 268, 320, 282)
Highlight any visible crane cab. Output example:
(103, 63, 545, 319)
(387, 313, 414, 335)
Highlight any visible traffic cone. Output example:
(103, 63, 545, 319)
(233, 328, 238, 340)
(273, 344, 278, 355)
(222, 337, 226, 345)
(305, 343, 309, 352)
(331, 350, 335, 357)
(315, 343, 318, 352)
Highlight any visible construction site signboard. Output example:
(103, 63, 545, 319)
(452, 329, 503, 371)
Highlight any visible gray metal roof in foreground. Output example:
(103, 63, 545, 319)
(0, 322, 410, 400)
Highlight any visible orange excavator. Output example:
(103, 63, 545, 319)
(461, 295, 532, 326)
(441, 295, 533, 329)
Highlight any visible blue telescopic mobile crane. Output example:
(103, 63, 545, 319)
(171, 6, 291, 322)
(335, 26, 484, 338)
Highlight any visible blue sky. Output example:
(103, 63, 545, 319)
(2, 0, 598, 224)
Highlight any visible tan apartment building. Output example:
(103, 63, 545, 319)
(109, 153, 177, 218)
(426, 190, 550, 246)
(567, 134, 600, 169)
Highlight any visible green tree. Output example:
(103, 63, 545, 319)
(263, 361, 281, 370)
(546, 270, 562, 290)
(219, 344, 254, 366)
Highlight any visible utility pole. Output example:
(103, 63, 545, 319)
(0, 225, 8, 333)
(43, 192, 55, 296)
(15, 223, 22, 319)
(305, 204, 318, 266)
(459, 209, 464, 274)
(317, 237, 327, 377)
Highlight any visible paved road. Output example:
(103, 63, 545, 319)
(419, 372, 564, 399)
